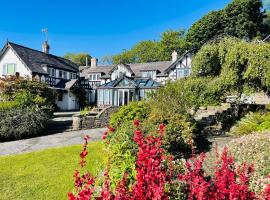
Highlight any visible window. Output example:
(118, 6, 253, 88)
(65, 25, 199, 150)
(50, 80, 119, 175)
(176, 69, 190, 79)
(3, 63, 16, 75)
(142, 71, 156, 79)
(47, 68, 56, 77)
(71, 73, 77, 79)
(59, 70, 63, 78)
(97, 74, 101, 80)
(63, 71, 67, 79)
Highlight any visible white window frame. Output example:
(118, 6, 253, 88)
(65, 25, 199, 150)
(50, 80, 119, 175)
(48, 68, 56, 77)
(3, 63, 16, 75)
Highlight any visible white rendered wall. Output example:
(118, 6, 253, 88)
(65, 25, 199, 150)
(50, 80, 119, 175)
(55, 91, 79, 111)
(0, 48, 32, 78)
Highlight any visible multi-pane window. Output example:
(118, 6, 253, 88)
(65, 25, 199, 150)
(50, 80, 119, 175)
(142, 71, 156, 79)
(176, 68, 190, 79)
(3, 63, 16, 75)
(89, 73, 101, 81)
(47, 68, 56, 77)
(70, 73, 77, 79)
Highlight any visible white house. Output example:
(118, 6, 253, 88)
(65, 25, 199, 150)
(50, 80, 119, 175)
(81, 50, 193, 106)
(0, 41, 90, 111)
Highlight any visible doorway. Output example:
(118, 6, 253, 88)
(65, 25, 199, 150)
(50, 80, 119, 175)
(118, 90, 129, 106)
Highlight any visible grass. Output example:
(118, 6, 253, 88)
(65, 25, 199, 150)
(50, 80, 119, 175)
(0, 141, 107, 200)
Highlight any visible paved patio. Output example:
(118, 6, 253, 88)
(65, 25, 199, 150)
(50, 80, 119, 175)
(0, 128, 106, 156)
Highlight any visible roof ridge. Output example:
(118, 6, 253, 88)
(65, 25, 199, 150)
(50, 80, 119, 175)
(8, 41, 79, 71)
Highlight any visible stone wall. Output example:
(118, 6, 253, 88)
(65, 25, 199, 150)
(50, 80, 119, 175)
(72, 106, 119, 130)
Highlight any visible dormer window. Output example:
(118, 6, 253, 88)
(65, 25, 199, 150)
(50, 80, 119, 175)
(3, 63, 16, 75)
(142, 71, 156, 79)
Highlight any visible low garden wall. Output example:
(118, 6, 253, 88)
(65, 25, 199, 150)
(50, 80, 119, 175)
(72, 106, 119, 130)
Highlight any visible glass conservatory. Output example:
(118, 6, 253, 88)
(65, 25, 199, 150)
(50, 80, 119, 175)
(96, 77, 160, 107)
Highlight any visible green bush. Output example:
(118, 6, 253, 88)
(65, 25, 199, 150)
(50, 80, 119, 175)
(162, 114, 194, 158)
(0, 78, 56, 107)
(0, 106, 51, 140)
(110, 101, 150, 127)
(228, 133, 270, 192)
(229, 111, 270, 136)
(106, 123, 138, 190)
(0, 101, 19, 111)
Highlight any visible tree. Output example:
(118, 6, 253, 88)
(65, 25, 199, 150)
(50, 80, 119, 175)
(64, 53, 91, 66)
(186, 0, 267, 51)
(112, 30, 190, 64)
(223, 0, 264, 40)
(159, 29, 190, 61)
(186, 10, 225, 51)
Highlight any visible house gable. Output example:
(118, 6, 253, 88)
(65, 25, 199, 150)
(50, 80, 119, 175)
(165, 52, 193, 80)
(110, 64, 134, 80)
(0, 47, 32, 78)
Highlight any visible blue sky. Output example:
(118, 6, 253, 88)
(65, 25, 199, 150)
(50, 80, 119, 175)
(0, 0, 231, 60)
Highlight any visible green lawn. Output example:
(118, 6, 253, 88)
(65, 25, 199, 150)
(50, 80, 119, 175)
(0, 142, 107, 200)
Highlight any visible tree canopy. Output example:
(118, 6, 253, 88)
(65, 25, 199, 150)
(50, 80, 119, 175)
(112, 0, 269, 63)
(192, 37, 270, 97)
(63, 53, 92, 66)
(186, 0, 267, 51)
(112, 30, 190, 64)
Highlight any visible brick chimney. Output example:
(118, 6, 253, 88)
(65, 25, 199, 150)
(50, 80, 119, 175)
(172, 50, 178, 62)
(42, 41, 50, 54)
(91, 58, 98, 68)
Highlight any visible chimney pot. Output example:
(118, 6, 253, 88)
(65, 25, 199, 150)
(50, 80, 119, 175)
(91, 58, 98, 68)
(172, 50, 178, 62)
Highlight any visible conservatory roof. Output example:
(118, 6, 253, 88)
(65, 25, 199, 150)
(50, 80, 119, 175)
(97, 76, 160, 89)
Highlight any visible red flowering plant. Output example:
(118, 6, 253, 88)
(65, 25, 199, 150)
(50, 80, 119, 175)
(68, 135, 96, 200)
(131, 121, 173, 200)
(178, 148, 262, 200)
(69, 121, 270, 200)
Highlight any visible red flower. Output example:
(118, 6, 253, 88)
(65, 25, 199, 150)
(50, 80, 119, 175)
(80, 150, 88, 159)
(133, 119, 140, 127)
(84, 135, 90, 141)
(102, 135, 107, 140)
(68, 192, 76, 200)
(108, 127, 115, 132)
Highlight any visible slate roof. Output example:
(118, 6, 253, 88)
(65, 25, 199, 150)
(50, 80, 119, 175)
(54, 79, 78, 89)
(0, 42, 79, 75)
(81, 65, 114, 77)
(81, 61, 172, 78)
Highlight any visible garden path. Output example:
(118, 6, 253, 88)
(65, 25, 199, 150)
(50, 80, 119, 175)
(0, 128, 106, 156)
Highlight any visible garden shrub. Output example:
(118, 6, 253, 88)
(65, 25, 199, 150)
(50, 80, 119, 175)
(69, 121, 270, 200)
(0, 106, 51, 140)
(104, 124, 137, 190)
(109, 101, 150, 127)
(161, 114, 194, 158)
(228, 132, 270, 193)
(0, 77, 56, 107)
(0, 101, 19, 111)
(230, 111, 270, 136)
